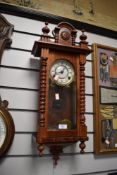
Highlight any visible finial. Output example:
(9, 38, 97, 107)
(80, 29, 87, 41)
(79, 29, 88, 45)
(42, 22, 50, 35)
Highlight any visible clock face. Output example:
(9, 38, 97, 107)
(0, 114, 7, 148)
(50, 60, 75, 86)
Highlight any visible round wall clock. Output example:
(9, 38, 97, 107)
(50, 59, 75, 86)
(0, 100, 15, 156)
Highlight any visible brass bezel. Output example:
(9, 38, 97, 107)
(49, 59, 75, 86)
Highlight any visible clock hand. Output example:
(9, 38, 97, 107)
(61, 67, 66, 74)
(57, 67, 66, 74)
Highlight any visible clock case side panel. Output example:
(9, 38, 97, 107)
(36, 50, 49, 146)
(78, 53, 89, 145)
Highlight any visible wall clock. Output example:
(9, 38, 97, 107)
(32, 22, 92, 165)
(0, 99, 15, 156)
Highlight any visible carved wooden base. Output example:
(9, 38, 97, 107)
(38, 144, 63, 165)
(38, 139, 88, 164)
(50, 145, 63, 166)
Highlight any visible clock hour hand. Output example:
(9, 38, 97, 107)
(58, 66, 66, 74)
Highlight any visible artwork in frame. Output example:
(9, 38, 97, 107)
(92, 43, 117, 154)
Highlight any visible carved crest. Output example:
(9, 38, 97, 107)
(0, 14, 14, 63)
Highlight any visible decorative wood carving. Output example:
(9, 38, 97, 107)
(32, 22, 92, 165)
(0, 13, 14, 64)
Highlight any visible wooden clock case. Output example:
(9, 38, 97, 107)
(32, 22, 92, 164)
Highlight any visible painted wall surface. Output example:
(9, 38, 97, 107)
(0, 0, 117, 31)
(0, 13, 117, 175)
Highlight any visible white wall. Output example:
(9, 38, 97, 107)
(0, 13, 117, 175)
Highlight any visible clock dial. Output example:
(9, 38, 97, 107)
(50, 60, 75, 86)
(0, 114, 7, 148)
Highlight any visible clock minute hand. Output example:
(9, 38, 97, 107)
(58, 67, 66, 74)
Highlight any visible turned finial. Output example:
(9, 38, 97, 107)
(79, 29, 87, 43)
(42, 22, 50, 35)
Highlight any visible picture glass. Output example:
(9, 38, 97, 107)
(93, 44, 117, 153)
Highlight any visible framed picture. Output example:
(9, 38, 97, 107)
(92, 43, 117, 154)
